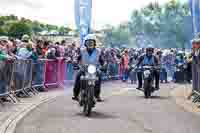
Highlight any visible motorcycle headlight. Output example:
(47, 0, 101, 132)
(88, 65, 96, 74)
(144, 70, 151, 77)
(132, 65, 135, 68)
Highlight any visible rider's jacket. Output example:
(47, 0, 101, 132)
(142, 55, 155, 66)
(80, 48, 100, 65)
(136, 54, 159, 67)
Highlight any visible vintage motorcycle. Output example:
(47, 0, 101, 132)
(79, 64, 98, 116)
(137, 66, 160, 98)
(174, 62, 187, 83)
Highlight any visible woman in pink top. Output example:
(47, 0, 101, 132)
(121, 49, 129, 82)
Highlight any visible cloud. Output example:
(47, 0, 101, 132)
(0, 0, 188, 29)
(0, 0, 44, 9)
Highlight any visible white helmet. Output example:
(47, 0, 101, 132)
(83, 34, 97, 46)
(146, 44, 154, 49)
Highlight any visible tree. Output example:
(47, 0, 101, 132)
(0, 27, 7, 36)
(58, 26, 72, 35)
(103, 22, 130, 47)
(8, 22, 32, 39)
(102, 0, 191, 48)
(32, 21, 43, 33)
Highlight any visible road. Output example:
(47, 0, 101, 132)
(15, 81, 200, 133)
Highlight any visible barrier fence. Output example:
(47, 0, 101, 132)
(0, 58, 125, 103)
(192, 56, 200, 103)
(0, 58, 77, 102)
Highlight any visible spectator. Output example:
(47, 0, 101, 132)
(42, 41, 49, 56)
(121, 49, 129, 82)
(36, 40, 43, 58)
(0, 36, 14, 61)
(46, 47, 57, 59)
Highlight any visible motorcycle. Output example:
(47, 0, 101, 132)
(174, 63, 187, 83)
(137, 66, 160, 98)
(79, 64, 98, 116)
(175, 63, 186, 72)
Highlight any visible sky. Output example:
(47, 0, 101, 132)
(0, 0, 187, 29)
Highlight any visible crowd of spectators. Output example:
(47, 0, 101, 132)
(0, 35, 195, 84)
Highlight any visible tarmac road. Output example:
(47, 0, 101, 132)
(15, 81, 200, 133)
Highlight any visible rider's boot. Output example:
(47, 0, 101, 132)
(155, 86, 160, 91)
(136, 86, 143, 91)
(72, 96, 79, 101)
(96, 96, 103, 102)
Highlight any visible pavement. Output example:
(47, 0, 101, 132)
(0, 89, 64, 133)
(11, 81, 200, 133)
(171, 83, 200, 115)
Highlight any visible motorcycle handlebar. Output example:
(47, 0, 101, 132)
(135, 66, 161, 71)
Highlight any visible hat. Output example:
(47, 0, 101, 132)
(0, 36, 8, 42)
(22, 34, 30, 42)
(83, 34, 97, 46)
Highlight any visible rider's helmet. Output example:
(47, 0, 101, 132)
(146, 45, 154, 56)
(83, 34, 97, 47)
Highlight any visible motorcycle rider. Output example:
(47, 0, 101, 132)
(72, 34, 103, 102)
(136, 45, 160, 90)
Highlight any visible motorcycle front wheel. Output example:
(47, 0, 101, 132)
(83, 88, 93, 116)
(144, 80, 151, 99)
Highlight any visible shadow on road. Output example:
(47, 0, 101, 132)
(136, 95, 170, 100)
(75, 111, 118, 119)
(150, 95, 170, 100)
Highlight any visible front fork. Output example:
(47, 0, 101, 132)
(144, 76, 154, 91)
(80, 79, 95, 107)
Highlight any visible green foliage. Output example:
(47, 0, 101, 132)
(103, 0, 191, 48)
(103, 23, 130, 47)
(0, 27, 7, 36)
(8, 22, 32, 39)
(0, 14, 73, 38)
(58, 26, 72, 35)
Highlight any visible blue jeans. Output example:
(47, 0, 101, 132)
(122, 69, 128, 81)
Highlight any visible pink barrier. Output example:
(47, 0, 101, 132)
(44, 59, 59, 89)
(57, 59, 65, 88)
(43, 58, 73, 90)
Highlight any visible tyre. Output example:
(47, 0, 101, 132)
(83, 102, 92, 116)
(83, 88, 93, 117)
(144, 80, 151, 98)
(131, 80, 133, 84)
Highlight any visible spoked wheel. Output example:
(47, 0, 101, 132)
(144, 80, 151, 99)
(83, 101, 92, 116)
(83, 90, 93, 117)
(144, 90, 151, 99)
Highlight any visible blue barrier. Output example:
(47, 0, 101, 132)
(64, 62, 73, 82)
(32, 60, 46, 89)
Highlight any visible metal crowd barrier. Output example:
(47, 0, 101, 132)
(191, 57, 200, 103)
(63, 61, 75, 83)
(0, 58, 126, 104)
(0, 60, 16, 102)
(32, 59, 46, 91)
(0, 58, 82, 104)
(43, 59, 77, 89)
(192, 62, 200, 93)
(44, 59, 59, 88)
(12, 59, 37, 97)
(107, 63, 120, 80)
